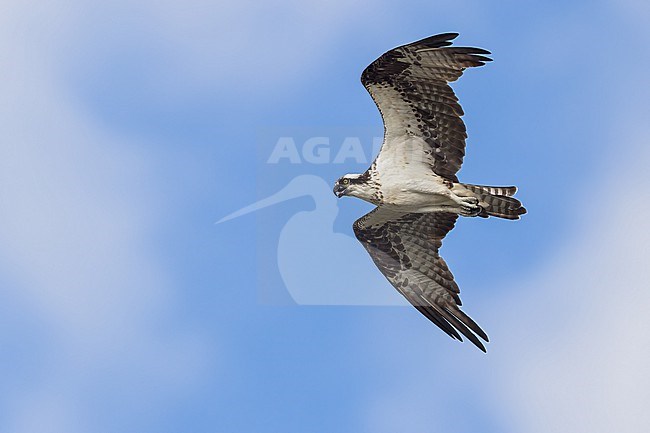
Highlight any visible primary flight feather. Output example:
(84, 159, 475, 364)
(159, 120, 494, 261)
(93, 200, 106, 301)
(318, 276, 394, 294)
(333, 33, 526, 352)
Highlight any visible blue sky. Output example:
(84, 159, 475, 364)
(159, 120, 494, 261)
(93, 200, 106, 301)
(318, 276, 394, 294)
(1, 1, 650, 432)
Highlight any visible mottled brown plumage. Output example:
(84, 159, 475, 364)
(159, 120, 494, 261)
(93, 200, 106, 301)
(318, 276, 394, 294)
(334, 33, 526, 351)
(362, 33, 491, 181)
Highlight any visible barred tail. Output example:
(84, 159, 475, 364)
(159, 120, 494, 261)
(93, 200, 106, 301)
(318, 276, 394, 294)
(460, 183, 527, 220)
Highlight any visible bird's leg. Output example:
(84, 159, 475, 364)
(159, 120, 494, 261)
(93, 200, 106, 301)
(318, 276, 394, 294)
(440, 179, 482, 216)
(453, 196, 481, 216)
(458, 198, 481, 216)
(445, 185, 481, 217)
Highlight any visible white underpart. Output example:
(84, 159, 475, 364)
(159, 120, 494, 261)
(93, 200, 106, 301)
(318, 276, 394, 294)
(383, 175, 457, 211)
(365, 83, 468, 212)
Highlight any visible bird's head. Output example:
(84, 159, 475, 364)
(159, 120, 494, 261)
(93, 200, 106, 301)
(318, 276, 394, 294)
(333, 173, 376, 202)
(333, 174, 353, 198)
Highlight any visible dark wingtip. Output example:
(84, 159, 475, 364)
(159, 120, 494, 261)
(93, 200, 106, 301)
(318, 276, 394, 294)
(465, 333, 487, 352)
(473, 48, 492, 55)
(440, 32, 460, 40)
(428, 32, 460, 41)
(466, 331, 487, 352)
(477, 55, 493, 62)
(415, 32, 459, 48)
(451, 307, 490, 342)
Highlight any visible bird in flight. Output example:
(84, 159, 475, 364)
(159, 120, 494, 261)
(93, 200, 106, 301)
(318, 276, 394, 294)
(333, 33, 526, 352)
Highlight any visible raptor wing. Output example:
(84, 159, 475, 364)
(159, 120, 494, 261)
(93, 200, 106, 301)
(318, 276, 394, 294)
(362, 33, 491, 181)
(353, 206, 488, 351)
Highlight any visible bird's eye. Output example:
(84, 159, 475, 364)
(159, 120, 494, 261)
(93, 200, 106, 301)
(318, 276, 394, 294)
(342, 178, 350, 185)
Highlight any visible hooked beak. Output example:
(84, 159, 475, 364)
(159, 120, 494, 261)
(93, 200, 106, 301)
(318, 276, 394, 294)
(333, 183, 347, 198)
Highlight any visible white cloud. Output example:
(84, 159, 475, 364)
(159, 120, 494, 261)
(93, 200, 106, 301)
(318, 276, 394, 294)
(0, 2, 211, 431)
(7, 1, 649, 431)
(360, 3, 650, 431)
(46, 0, 489, 104)
(55, 0, 386, 101)
(361, 130, 650, 433)
(495, 127, 650, 433)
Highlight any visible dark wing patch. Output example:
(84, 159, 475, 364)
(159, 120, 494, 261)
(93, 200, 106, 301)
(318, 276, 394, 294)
(354, 207, 488, 351)
(362, 33, 491, 181)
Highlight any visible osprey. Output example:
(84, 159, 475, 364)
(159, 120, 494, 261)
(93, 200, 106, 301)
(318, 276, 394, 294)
(333, 33, 526, 352)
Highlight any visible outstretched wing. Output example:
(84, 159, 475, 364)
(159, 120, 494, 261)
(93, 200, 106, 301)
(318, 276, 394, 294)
(353, 207, 488, 351)
(362, 33, 491, 182)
